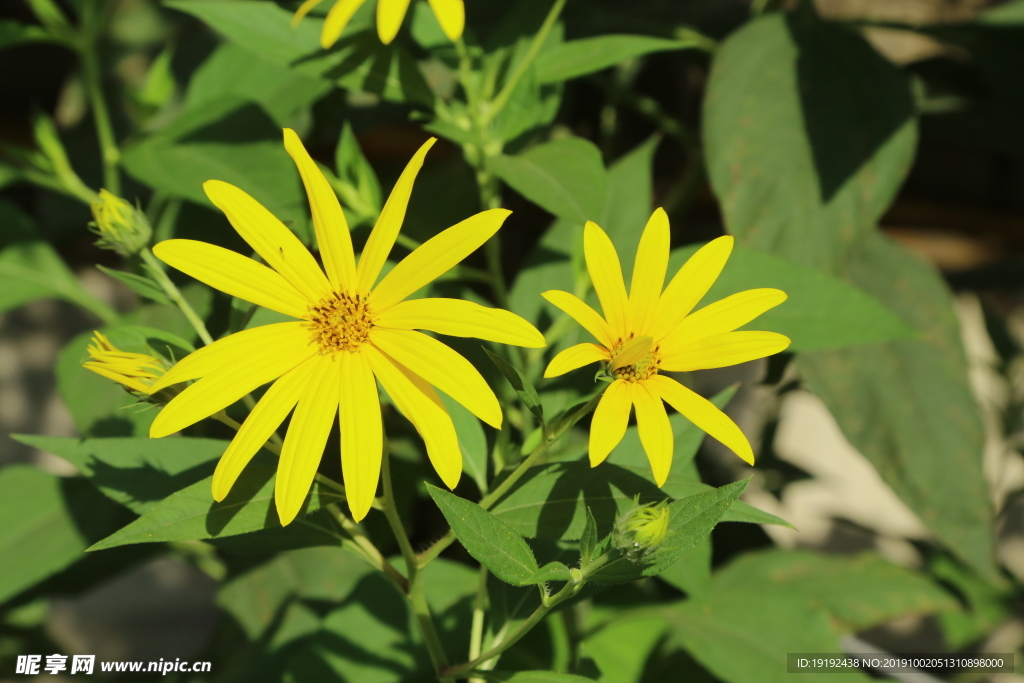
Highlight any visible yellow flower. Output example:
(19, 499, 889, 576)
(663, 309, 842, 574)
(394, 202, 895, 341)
(90, 189, 151, 256)
(543, 209, 790, 486)
(147, 129, 544, 525)
(294, 0, 464, 48)
(83, 331, 165, 395)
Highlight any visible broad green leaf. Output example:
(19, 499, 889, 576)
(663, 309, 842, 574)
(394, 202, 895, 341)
(658, 537, 711, 598)
(56, 326, 193, 438)
(439, 393, 489, 495)
(505, 673, 597, 683)
(0, 20, 51, 50)
(167, 0, 432, 106)
(599, 136, 659, 282)
(87, 451, 345, 550)
(798, 234, 996, 579)
(536, 35, 698, 84)
(0, 201, 116, 322)
(580, 507, 598, 567)
(668, 242, 913, 351)
(588, 479, 749, 583)
(11, 435, 226, 514)
(484, 347, 544, 423)
(931, 554, 1008, 648)
(704, 14, 916, 272)
(183, 43, 330, 125)
(581, 614, 668, 683)
(710, 549, 958, 631)
(427, 485, 540, 586)
(0, 467, 132, 604)
(492, 136, 607, 224)
(96, 265, 171, 305)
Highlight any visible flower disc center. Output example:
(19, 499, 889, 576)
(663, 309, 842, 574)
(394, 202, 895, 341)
(609, 336, 660, 382)
(307, 293, 374, 354)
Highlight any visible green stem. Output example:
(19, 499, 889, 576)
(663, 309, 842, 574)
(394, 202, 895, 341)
(468, 565, 489, 681)
(381, 444, 450, 673)
(323, 503, 409, 592)
(482, 0, 568, 125)
(78, 5, 119, 195)
(140, 248, 214, 346)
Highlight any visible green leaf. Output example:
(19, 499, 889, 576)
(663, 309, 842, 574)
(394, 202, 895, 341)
(658, 537, 711, 598)
(527, 561, 572, 585)
(599, 136, 659, 281)
(0, 467, 132, 604)
(580, 507, 598, 567)
(11, 436, 226, 514)
(536, 35, 699, 84)
(669, 242, 913, 351)
(704, 14, 916, 272)
(0, 19, 52, 50)
(504, 673, 597, 683)
(492, 136, 607, 224)
(798, 234, 997, 579)
(87, 451, 345, 550)
(183, 42, 330, 125)
(581, 613, 668, 683)
(0, 201, 116, 322)
(96, 265, 171, 305)
(440, 393, 489, 495)
(484, 347, 544, 424)
(426, 485, 540, 586)
(588, 479, 749, 584)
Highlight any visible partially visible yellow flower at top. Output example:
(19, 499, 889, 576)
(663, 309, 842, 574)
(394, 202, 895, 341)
(83, 331, 165, 395)
(294, 0, 464, 48)
(147, 128, 544, 525)
(543, 209, 791, 486)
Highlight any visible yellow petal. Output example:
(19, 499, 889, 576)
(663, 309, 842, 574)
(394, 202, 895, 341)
(204, 180, 332, 302)
(628, 208, 670, 335)
(584, 221, 629, 337)
(426, 0, 464, 40)
(339, 351, 383, 522)
(211, 358, 318, 501)
(83, 364, 152, 393)
(633, 381, 673, 486)
(376, 297, 545, 348)
(659, 331, 791, 372)
(541, 290, 614, 348)
(283, 128, 357, 292)
(366, 345, 461, 489)
(151, 322, 306, 392)
(321, 0, 370, 48)
(650, 236, 733, 340)
(150, 329, 316, 438)
(357, 138, 436, 292)
(589, 379, 633, 467)
(369, 328, 502, 428)
(371, 208, 511, 311)
(648, 374, 753, 465)
(275, 356, 340, 525)
(153, 240, 308, 319)
(543, 343, 609, 378)
(610, 335, 653, 371)
(377, 0, 413, 44)
(292, 0, 326, 26)
(663, 288, 788, 346)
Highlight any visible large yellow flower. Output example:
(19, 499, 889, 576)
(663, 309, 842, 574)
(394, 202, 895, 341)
(543, 209, 790, 486)
(294, 0, 464, 48)
(147, 129, 544, 524)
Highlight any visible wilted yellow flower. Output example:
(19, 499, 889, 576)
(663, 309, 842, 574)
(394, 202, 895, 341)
(543, 209, 791, 485)
(148, 128, 544, 525)
(83, 331, 164, 395)
(90, 189, 151, 256)
(294, 0, 464, 48)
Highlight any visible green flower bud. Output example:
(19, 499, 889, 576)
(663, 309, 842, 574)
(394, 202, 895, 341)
(613, 498, 671, 562)
(89, 189, 151, 256)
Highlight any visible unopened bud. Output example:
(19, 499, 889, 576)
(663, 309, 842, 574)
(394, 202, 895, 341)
(613, 497, 671, 562)
(89, 190, 151, 256)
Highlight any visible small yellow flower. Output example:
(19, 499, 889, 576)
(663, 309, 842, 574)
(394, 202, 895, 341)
(543, 209, 791, 485)
(83, 331, 165, 395)
(90, 189, 151, 256)
(148, 128, 544, 525)
(294, 0, 464, 48)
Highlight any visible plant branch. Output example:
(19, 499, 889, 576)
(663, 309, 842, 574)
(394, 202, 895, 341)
(140, 248, 214, 346)
(78, 3, 119, 194)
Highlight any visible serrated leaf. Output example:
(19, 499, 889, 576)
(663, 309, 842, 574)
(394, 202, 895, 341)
(580, 507, 598, 567)
(484, 347, 544, 424)
(426, 485, 539, 586)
